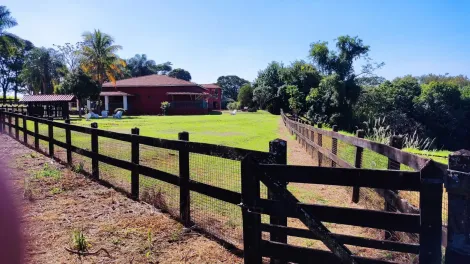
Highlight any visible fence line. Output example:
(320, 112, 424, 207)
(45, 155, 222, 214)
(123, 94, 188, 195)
(0, 110, 277, 248)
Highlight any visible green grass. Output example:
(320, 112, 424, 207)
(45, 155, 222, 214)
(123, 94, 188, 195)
(68, 111, 280, 152)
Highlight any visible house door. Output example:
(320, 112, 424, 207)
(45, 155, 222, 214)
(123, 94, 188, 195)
(213, 102, 218, 109)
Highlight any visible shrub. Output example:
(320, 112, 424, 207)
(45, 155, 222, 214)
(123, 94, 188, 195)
(247, 107, 258, 112)
(227, 101, 240, 110)
(71, 230, 89, 252)
(161, 101, 170, 115)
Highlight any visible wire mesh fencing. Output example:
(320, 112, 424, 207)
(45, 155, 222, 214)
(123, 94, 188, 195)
(98, 137, 132, 193)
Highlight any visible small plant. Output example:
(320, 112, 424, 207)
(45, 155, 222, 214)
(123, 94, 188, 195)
(34, 163, 61, 180)
(72, 162, 85, 173)
(160, 101, 170, 115)
(363, 117, 392, 144)
(71, 230, 89, 252)
(50, 187, 63, 195)
(141, 187, 169, 212)
(227, 101, 240, 110)
(23, 178, 34, 201)
(403, 130, 435, 150)
(145, 229, 153, 259)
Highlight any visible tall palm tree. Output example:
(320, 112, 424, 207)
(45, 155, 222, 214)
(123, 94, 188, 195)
(20, 47, 66, 94)
(0, 6, 21, 51)
(81, 30, 125, 87)
(127, 54, 158, 77)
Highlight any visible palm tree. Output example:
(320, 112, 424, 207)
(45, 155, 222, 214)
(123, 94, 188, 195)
(0, 6, 21, 51)
(20, 47, 66, 94)
(80, 30, 125, 87)
(127, 54, 158, 77)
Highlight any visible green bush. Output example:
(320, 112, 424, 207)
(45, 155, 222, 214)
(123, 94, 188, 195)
(227, 102, 240, 110)
(161, 101, 170, 115)
(247, 107, 258, 112)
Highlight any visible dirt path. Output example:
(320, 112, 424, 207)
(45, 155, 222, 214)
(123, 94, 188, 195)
(277, 119, 414, 262)
(0, 134, 241, 264)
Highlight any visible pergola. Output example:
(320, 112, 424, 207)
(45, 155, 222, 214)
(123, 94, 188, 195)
(20, 94, 76, 119)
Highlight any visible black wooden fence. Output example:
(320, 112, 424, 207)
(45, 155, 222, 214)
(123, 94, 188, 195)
(0, 110, 277, 247)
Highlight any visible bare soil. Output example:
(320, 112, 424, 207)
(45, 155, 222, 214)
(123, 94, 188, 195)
(0, 134, 241, 264)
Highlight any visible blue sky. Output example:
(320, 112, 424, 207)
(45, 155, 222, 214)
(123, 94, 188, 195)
(3, 0, 470, 84)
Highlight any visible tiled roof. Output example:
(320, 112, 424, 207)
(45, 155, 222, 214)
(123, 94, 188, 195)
(100, 91, 134, 96)
(167, 92, 209, 96)
(19, 94, 76, 102)
(201, 84, 221, 89)
(102, 75, 203, 88)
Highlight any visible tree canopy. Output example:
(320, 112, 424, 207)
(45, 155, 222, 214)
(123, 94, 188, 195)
(168, 68, 191, 81)
(57, 70, 100, 117)
(217, 75, 249, 101)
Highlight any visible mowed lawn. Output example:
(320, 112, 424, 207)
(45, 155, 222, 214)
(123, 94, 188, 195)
(69, 111, 280, 152)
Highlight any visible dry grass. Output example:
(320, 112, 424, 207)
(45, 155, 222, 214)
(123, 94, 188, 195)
(1, 134, 241, 264)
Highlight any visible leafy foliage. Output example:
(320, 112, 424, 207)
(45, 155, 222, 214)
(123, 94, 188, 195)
(216, 75, 249, 101)
(80, 30, 126, 86)
(226, 101, 240, 110)
(237, 83, 254, 108)
(168, 68, 191, 81)
(57, 69, 99, 117)
(126, 54, 158, 77)
(160, 101, 170, 115)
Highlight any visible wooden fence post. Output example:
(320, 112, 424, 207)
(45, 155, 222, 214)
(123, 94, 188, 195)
(268, 139, 287, 264)
(241, 155, 262, 264)
(34, 118, 39, 150)
(385, 135, 403, 240)
(91, 122, 99, 179)
(48, 117, 54, 157)
(8, 111, 12, 136)
(331, 125, 338, 167)
(14, 114, 19, 140)
(179, 131, 191, 227)
(419, 160, 443, 264)
(309, 121, 315, 158)
(352, 129, 365, 203)
(445, 150, 470, 263)
(65, 119, 72, 165)
(0, 110, 4, 133)
(131, 127, 140, 200)
(22, 114, 27, 144)
(317, 123, 323, 167)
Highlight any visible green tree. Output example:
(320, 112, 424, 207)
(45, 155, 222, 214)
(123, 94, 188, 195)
(281, 60, 321, 95)
(0, 39, 33, 99)
(155, 61, 172, 75)
(216, 75, 249, 101)
(168, 68, 191, 81)
(286, 85, 303, 115)
(81, 30, 126, 87)
(0, 6, 21, 51)
(307, 35, 383, 128)
(54, 42, 83, 71)
(20, 47, 66, 94)
(57, 70, 99, 117)
(237, 83, 254, 108)
(126, 54, 158, 77)
(253, 85, 274, 110)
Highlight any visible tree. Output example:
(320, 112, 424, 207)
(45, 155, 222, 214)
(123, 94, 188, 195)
(54, 42, 82, 71)
(253, 85, 273, 109)
(307, 35, 383, 128)
(281, 60, 321, 95)
(286, 85, 303, 115)
(168, 68, 191, 81)
(237, 83, 254, 108)
(217, 75, 249, 101)
(155, 61, 172, 75)
(0, 39, 33, 99)
(20, 47, 65, 94)
(0, 6, 21, 52)
(57, 70, 99, 117)
(126, 54, 158, 77)
(80, 30, 126, 87)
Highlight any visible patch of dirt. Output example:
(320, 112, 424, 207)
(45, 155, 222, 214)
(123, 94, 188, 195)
(0, 134, 241, 264)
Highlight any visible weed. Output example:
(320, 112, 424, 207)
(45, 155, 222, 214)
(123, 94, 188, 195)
(145, 229, 153, 259)
(72, 162, 85, 174)
(71, 230, 89, 252)
(141, 188, 168, 213)
(50, 187, 63, 195)
(111, 237, 122, 246)
(34, 163, 61, 180)
(168, 230, 182, 243)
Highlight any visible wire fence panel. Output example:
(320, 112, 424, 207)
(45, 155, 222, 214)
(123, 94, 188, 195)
(98, 137, 132, 193)
(139, 145, 180, 218)
(70, 131, 92, 175)
(189, 153, 243, 246)
(53, 127, 67, 162)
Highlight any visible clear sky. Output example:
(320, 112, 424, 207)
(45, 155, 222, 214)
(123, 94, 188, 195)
(3, 0, 470, 84)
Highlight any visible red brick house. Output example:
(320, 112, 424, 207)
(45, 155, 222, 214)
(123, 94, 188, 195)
(95, 75, 221, 115)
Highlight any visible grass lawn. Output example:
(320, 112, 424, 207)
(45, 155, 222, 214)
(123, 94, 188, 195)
(68, 111, 280, 152)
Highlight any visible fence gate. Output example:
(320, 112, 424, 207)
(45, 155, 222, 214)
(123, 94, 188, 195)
(240, 155, 443, 264)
